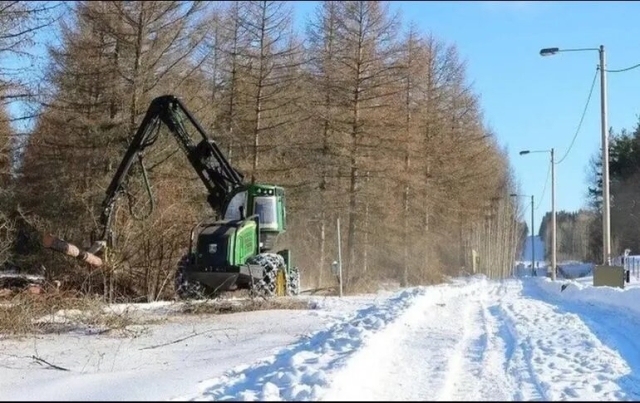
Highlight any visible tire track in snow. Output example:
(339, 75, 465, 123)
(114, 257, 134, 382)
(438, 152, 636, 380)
(492, 305, 547, 399)
(488, 305, 544, 402)
(320, 279, 487, 401)
(323, 278, 518, 402)
(438, 282, 516, 401)
(439, 280, 550, 401)
(499, 280, 631, 401)
(436, 296, 481, 401)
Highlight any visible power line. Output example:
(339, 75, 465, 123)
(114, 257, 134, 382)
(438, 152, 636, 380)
(605, 63, 640, 73)
(536, 162, 551, 211)
(556, 67, 599, 165)
(516, 199, 531, 222)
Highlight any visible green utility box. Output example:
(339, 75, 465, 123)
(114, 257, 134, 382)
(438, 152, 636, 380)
(593, 265, 625, 289)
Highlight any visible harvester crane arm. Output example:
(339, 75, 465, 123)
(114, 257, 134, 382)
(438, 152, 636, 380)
(93, 95, 244, 252)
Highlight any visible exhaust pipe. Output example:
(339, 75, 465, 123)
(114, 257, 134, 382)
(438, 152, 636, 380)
(42, 233, 103, 267)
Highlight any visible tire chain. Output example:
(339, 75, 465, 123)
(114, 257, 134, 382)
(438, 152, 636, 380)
(287, 267, 301, 296)
(246, 253, 286, 297)
(174, 255, 208, 300)
(175, 253, 301, 299)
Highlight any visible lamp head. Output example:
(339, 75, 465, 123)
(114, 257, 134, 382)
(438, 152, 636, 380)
(540, 47, 559, 56)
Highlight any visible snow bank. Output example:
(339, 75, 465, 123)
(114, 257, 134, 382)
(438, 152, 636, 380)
(176, 287, 428, 401)
(533, 277, 640, 317)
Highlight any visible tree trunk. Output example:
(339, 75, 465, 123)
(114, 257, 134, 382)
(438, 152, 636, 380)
(318, 210, 326, 287)
(363, 171, 370, 274)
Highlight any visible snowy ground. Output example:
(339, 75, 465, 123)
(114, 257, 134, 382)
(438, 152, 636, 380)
(2, 275, 640, 401)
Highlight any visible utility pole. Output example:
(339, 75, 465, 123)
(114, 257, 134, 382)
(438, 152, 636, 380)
(539, 45, 610, 266)
(519, 149, 557, 280)
(510, 192, 537, 276)
(599, 45, 611, 266)
(551, 148, 556, 280)
(531, 194, 535, 275)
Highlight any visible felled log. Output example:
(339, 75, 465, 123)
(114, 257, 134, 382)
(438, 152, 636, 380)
(0, 273, 44, 289)
(42, 233, 103, 267)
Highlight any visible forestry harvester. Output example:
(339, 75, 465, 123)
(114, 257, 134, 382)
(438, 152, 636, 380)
(43, 95, 300, 299)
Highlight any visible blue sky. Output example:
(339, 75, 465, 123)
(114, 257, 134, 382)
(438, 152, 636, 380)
(7, 1, 640, 225)
(293, 0, 640, 220)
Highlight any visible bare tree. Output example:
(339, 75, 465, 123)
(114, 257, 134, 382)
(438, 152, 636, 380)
(0, 103, 14, 266)
(0, 101, 10, 185)
(397, 23, 424, 286)
(15, 0, 210, 300)
(10, 0, 526, 298)
(233, 1, 302, 183)
(330, 1, 401, 287)
(0, 1, 60, 103)
(210, 1, 253, 164)
(305, 0, 343, 287)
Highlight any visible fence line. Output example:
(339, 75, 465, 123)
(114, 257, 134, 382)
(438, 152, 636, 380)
(612, 255, 640, 281)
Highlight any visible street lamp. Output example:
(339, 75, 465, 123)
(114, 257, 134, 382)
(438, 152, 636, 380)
(520, 149, 556, 281)
(511, 193, 536, 275)
(540, 45, 610, 266)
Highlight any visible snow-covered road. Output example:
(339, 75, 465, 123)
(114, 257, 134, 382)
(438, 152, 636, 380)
(323, 279, 516, 401)
(322, 278, 640, 401)
(2, 275, 640, 401)
(182, 277, 640, 401)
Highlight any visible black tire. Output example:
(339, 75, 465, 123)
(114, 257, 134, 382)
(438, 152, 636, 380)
(246, 253, 284, 297)
(174, 255, 207, 300)
(287, 267, 300, 296)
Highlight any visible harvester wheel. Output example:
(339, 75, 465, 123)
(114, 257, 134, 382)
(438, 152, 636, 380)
(246, 253, 284, 297)
(287, 267, 300, 296)
(174, 255, 207, 300)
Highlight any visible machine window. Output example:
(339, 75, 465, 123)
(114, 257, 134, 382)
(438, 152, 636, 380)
(254, 196, 278, 229)
(224, 191, 247, 220)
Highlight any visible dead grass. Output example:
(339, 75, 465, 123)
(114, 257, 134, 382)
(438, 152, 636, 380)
(0, 290, 139, 336)
(0, 285, 313, 337)
(179, 296, 311, 315)
(300, 287, 338, 296)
